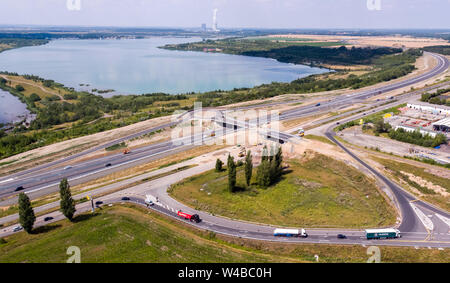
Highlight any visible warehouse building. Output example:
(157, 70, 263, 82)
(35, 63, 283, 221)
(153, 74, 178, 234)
(432, 117, 450, 133)
(407, 102, 450, 115)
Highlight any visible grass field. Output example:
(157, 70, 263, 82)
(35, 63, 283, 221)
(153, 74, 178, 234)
(1, 205, 447, 263)
(169, 153, 396, 228)
(0, 205, 302, 263)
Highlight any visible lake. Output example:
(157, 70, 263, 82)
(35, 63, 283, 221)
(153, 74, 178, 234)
(0, 88, 31, 125)
(0, 37, 328, 96)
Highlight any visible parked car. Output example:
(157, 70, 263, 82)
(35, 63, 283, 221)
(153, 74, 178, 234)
(337, 234, 347, 239)
(121, 197, 130, 201)
(95, 201, 103, 206)
(44, 217, 54, 222)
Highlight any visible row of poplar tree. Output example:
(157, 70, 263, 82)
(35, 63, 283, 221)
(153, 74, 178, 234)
(215, 145, 283, 192)
(17, 178, 76, 234)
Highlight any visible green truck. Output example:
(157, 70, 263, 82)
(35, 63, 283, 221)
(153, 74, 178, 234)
(365, 228, 401, 240)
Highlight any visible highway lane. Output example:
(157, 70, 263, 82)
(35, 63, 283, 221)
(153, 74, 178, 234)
(279, 52, 448, 121)
(2, 189, 447, 248)
(0, 52, 449, 248)
(1, 116, 449, 247)
(0, 53, 447, 201)
(0, 121, 178, 182)
(0, 140, 180, 199)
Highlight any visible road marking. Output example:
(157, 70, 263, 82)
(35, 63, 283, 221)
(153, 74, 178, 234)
(0, 178, 15, 184)
(435, 214, 450, 228)
(410, 202, 434, 232)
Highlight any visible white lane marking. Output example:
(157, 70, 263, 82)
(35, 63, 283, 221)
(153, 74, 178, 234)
(24, 145, 188, 195)
(0, 178, 15, 184)
(435, 214, 450, 228)
(410, 202, 434, 231)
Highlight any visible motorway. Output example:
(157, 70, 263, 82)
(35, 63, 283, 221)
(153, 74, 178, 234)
(0, 52, 449, 248)
(0, 52, 447, 201)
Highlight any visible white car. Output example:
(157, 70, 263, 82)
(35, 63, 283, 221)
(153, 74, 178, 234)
(64, 166, 73, 170)
(13, 226, 23, 232)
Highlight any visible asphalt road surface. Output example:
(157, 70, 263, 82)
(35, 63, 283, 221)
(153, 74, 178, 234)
(0, 52, 449, 248)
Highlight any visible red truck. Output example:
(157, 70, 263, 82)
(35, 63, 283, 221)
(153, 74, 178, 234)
(177, 210, 201, 223)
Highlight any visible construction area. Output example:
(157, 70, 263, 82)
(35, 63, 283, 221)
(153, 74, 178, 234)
(386, 102, 450, 139)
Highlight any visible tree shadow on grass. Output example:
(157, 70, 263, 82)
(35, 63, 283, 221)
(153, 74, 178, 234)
(232, 186, 247, 193)
(72, 212, 100, 223)
(32, 224, 62, 235)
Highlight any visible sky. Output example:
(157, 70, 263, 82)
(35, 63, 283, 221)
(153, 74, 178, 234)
(0, 0, 449, 29)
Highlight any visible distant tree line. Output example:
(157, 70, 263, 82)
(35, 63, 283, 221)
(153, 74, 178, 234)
(197, 49, 421, 107)
(422, 45, 450, 55)
(388, 128, 447, 148)
(420, 87, 450, 106)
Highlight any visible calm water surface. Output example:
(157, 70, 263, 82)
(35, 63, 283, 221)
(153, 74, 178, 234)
(0, 89, 30, 124)
(0, 37, 328, 96)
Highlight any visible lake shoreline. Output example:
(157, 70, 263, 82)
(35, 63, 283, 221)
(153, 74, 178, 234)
(0, 37, 329, 96)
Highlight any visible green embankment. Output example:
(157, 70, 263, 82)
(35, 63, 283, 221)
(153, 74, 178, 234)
(0, 205, 289, 263)
(1, 205, 448, 263)
(169, 153, 396, 228)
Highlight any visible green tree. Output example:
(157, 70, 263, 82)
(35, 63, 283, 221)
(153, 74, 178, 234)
(18, 192, 35, 234)
(227, 155, 236, 192)
(244, 150, 253, 186)
(215, 158, 223, 172)
(15, 84, 25, 92)
(59, 178, 76, 221)
(256, 159, 271, 188)
(374, 119, 391, 134)
(29, 93, 41, 102)
(261, 145, 269, 162)
(273, 146, 283, 179)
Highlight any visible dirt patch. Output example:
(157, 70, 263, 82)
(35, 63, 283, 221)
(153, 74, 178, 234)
(267, 34, 450, 49)
(400, 171, 449, 197)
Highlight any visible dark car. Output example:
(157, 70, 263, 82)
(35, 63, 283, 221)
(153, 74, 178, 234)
(191, 214, 201, 223)
(44, 216, 54, 222)
(337, 234, 347, 239)
(105, 163, 112, 167)
(95, 201, 103, 206)
(15, 186, 25, 192)
(315, 103, 321, 107)
(121, 197, 130, 201)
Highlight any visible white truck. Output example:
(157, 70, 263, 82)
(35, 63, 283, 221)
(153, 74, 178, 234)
(273, 228, 308, 238)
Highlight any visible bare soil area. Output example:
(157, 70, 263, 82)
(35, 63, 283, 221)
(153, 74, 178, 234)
(267, 34, 450, 49)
